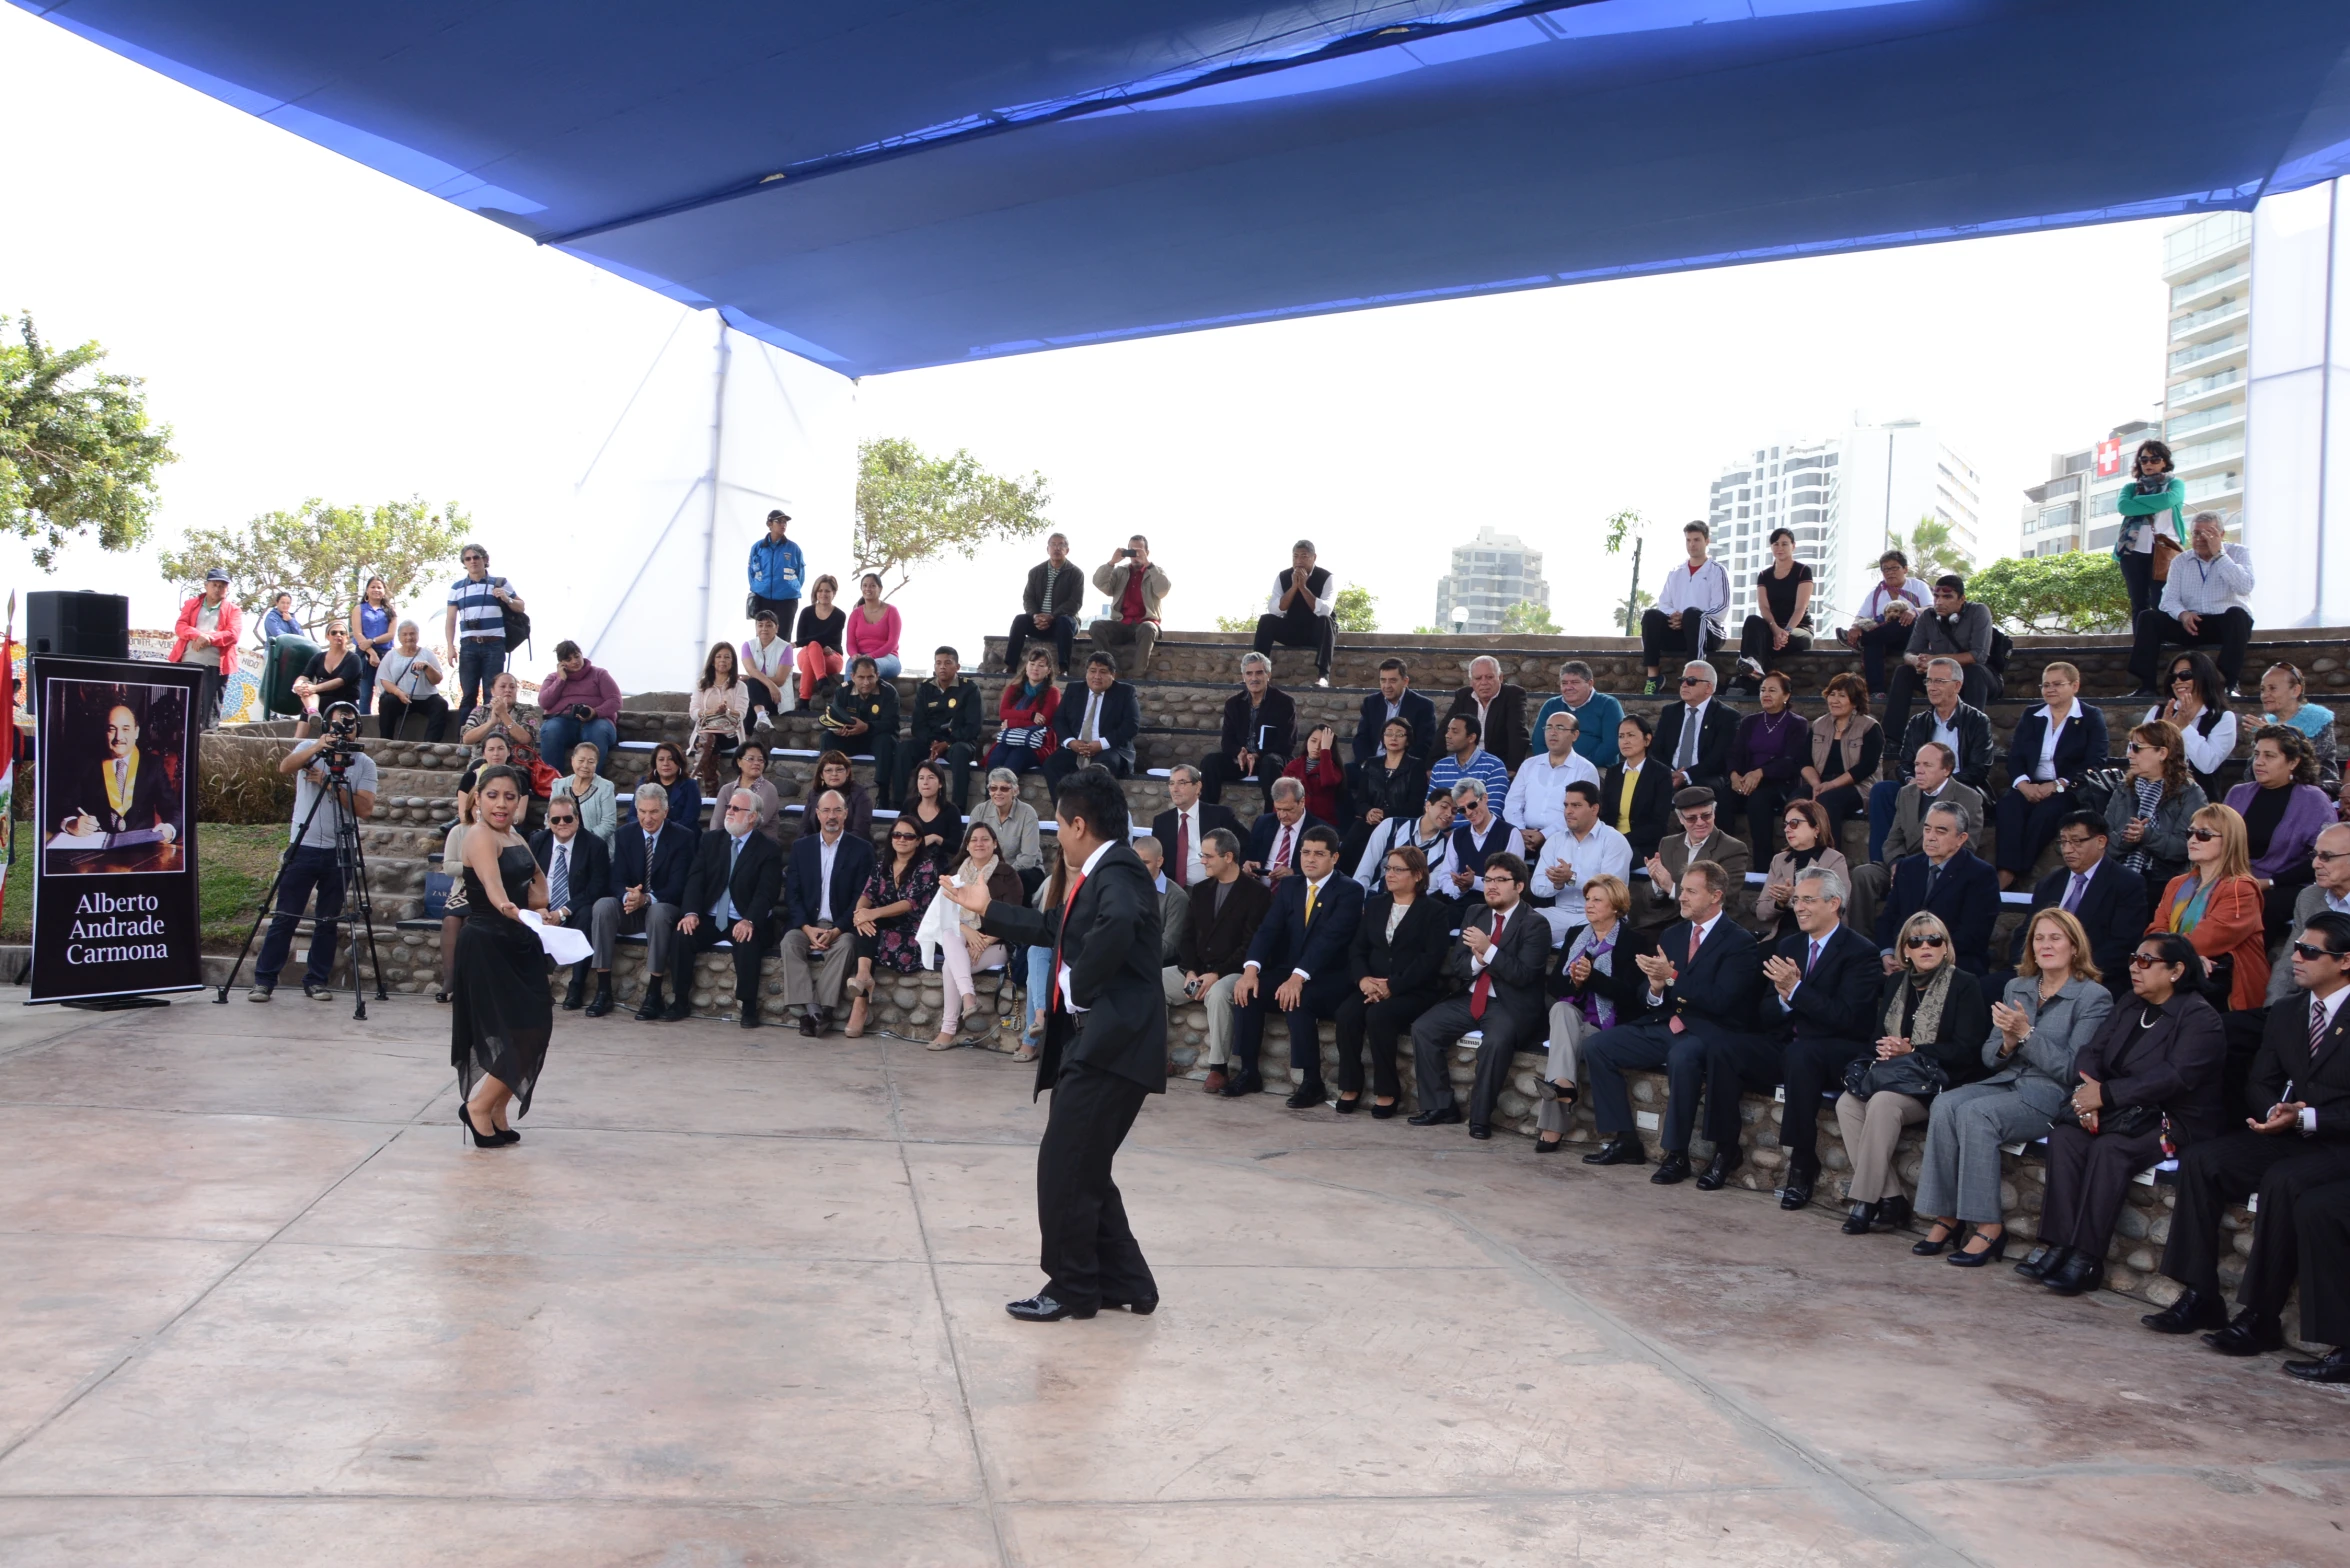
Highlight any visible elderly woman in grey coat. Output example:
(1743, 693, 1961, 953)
(1911, 907, 2113, 1267)
(967, 767, 1045, 895)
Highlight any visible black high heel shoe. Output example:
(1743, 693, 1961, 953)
(458, 1104, 502, 1149)
(1946, 1229, 2008, 1268)
(1910, 1222, 1955, 1256)
(494, 1125, 521, 1146)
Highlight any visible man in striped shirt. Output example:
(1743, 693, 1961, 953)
(442, 543, 524, 716)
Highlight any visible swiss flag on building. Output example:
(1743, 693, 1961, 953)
(2094, 438, 2124, 478)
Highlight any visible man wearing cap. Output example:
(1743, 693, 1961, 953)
(170, 568, 243, 730)
(1635, 787, 1752, 932)
(747, 509, 804, 636)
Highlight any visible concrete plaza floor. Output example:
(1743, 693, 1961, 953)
(0, 988, 2343, 1567)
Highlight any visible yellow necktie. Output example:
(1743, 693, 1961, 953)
(1304, 882, 1318, 924)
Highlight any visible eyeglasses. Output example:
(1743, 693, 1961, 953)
(2313, 849, 2350, 864)
(1904, 934, 1947, 948)
(2186, 828, 2221, 842)
(2293, 941, 2343, 962)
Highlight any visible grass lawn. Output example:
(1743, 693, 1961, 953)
(3, 820, 291, 949)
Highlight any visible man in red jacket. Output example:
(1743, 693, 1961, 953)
(169, 567, 243, 729)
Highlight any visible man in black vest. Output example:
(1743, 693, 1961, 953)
(1251, 539, 1340, 687)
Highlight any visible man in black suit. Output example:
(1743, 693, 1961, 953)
(531, 795, 619, 1017)
(897, 645, 985, 811)
(1242, 776, 1326, 884)
(1865, 657, 1996, 863)
(1164, 827, 1273, 1094)
(948, 766, 1168, 1322)
(1581, 859, 1765, 1183)
(1200, 651, 1296, 811)
(1006, 531, 1084, 675)
(2010, 811, 2148, 992)
(1442, 656, 1529, 774)
(1874, 800, 2000, 976)
(59, 701, 180, 843)
(1650, 659, 1738, 801)
(1407, 852, 1551, 1139)
(1150, 763, 1239, 889)
(778, 788, 879, 1036)
(2284, 1177, 2350, 1383)
(1042, 652, 1141, 794)
(1353, 657, 1438, 767)
(2144, 912, 2350, 1354)
(676, 787, 787, 1029)
(1762, 865, 1884, 1208)
(613, 781, 699, 1022)
(1226, 825, 1365, 1103)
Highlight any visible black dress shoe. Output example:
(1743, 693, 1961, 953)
(1005, 1294, 1097, 1322)
(1104, 1296, 1160, 1316)
(635, 980, 666, 1022)
(2203, 1309, 2285, 1357)
(1468, 1124, 1492, 1140)
(562, 967, 588, 1010)
(2042, 1252, 2103, 1296)
(2283, 1347, 2350, 1383)
(584, 976, 615, 1017)
(1841, 1201, 1879, 1235)
(1910, 1224, 1955, 1257)
(1946, 1230, 2008, 1267)
(1650, 1151, 1692, 1185)
(1582, 1133, 1646, 1166)
(2013, 1244, 2064, 1281)
(662, 991, 693, 1023)
(2142, 1289, 2228, 1335)
(1285, 1082, 1327, 1110)
(1407, 1105, 1463, 1127)
(1370, 1100, 1399, 1120)
(1220, 1070, 1264, 1097)
(1779, 1165, 1816, 1210)
(1696, 1151, 1741, 1191)
(1332, 1095, 1358, 1115)
(738, 998, 760, 1029)
(1877, 1194, 1912, 1231)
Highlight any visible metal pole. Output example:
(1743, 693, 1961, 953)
(697, 316, 733, 684)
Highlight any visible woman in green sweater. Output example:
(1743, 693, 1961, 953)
(2112, 438, 2185, 624)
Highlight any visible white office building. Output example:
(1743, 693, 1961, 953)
(2160, 212, 2250, 530)
(1433, 526, 1549, 634)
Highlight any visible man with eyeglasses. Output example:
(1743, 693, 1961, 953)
(531, 794, 619, 1016)
(1763, 866, 1883, 1207)
(678, 788, 787, 1030)
(1866, 655, 1995, 864)
(1874, 800, 1996, 976)
(2145, 912, 2350, 1359)
(1650, 660, 1737, 803)
(1635, 787, 1751, 933)
(2126, 510, 2256, 699)
(1408, 853, 1551, 1139)
(2009, 810, 2146, 993)
(1848, 741, 1980, 937)
(2265, 823, 2350, 1006)
(442, 543, 524, 717)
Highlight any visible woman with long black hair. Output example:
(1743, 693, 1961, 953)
(453, 764, 554, 1149)
(2147, 649, 2237, 801)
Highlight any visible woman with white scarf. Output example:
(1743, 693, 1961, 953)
(917, 821, 1022, 1049)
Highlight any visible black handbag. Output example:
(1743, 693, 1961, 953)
(1842, 1051, 1950, 1102)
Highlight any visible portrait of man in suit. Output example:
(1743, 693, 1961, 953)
(47, 684, 187, 876)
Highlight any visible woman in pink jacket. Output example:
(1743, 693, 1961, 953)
(844, 572, 902, 679)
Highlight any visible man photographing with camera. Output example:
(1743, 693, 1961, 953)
(248, 700, 378, 1003)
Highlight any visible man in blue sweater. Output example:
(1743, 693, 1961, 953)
(746, 509, 805, 633)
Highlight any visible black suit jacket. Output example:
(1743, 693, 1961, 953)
(2248, 989, 2350, 1141)
(67, 749, 178, 836)
(1052, 678, 1141, 751)
(1152, 802, 1240, 874)
(2010, 860, 2148, 986)
(1648, 915, 1763, 1042)
(1353, 689, 1438, 766)
(1244, 810, 1328, 874)
(782, 829, 878, 930)
(1760, 924, 1880, 1045)
(1242, 871, 1365, 986)
(1651, 699, 1740, 793)
(681, 828, 785, 932)
(1219, 685, 1297, 760)
(1176, 871, 1272, 975)
(2003, 702, 2111, 789)
(1347, 892, 1453, 996)
(1877, 851, 1999, 975)
(1598, 759, 1677, 859)
(613, 818, 698, 908)
(2071, 991, 2228, 1150)
(1443, 685, 1530, 773)
(529, 827, 613, 913)
(1021, 559, 1085, 619)
(1894, 702, 1997, 788)
(980, 841, 1170, 1097)
(1548, 922, 1658, 1023)
(1440, 900, 1551, 1027)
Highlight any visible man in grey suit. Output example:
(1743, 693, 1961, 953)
(1848, 742, 1983, 937)
(1407, 853, 1551, 1140)
(2267, 823, 2350, 1005)
(1133, 837, 1189, 966)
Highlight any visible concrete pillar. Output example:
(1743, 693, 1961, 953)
(2246, 178, 2350, 628)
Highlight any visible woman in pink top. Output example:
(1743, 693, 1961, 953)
(845, 572, 902, 679)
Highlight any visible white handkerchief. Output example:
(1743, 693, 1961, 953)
(519, 908, 594, 966)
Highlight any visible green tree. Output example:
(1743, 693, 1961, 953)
(1601, 507, 1647, 643)
(1499, 599, 1559, 635)
(0, 313, 178, 568)
(1333, 583, 1378, 633)
(1967, 551, 2130, 634)
(1887, 515, 1972, 579)
(1213, 611, 1255, 633)
(1612, 587, 1655, 637)
(854, 436, 1050, 597)
(160, 497, 470, 631)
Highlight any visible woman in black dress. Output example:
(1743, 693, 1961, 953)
(453, 764, 553, 1149)
(1344, 717, 1428, 872)
(902, 760, 962, 870)
(1735, 527, 1814, 694)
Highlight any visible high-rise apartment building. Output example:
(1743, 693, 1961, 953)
(2021, 419, 2161, 557)
(1433, 526, 1548, 634)
(1704, 420, 1981, 627)
(2157, 212, 2249, 530)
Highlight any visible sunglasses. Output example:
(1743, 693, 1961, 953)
(2292, 941, 2344, 962)
(1904, 934, 1947, 948)
(2170, 671, 2197, 683)
(1679, 676, 1708, 687)
(547, 814, 577, 824)
(891, 831, 920, 842)
(2125, 741, 2160, 754)
(2127, 953, 2171, 969)
(2187, 828, 2221, 842)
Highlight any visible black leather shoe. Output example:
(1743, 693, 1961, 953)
(1650, 1151, 1692, 1185)
(2203, 1309, 2285, 1357)
(662, 991, 693, 1023)
(1841, 1201, 1879, 1236)
(634, 980, 666, 1022)
(562, 968, 588, 1010)
(1370, 1100, 1399, 1120)
(1582, 1133, 1645, 1166)
(738, 998, 760, 1029)
(1104, 1296, 1159, 1316)
(1468, 1123, 1492, 1140)
(1946, 1230, 2008, 1267)
(1877, 1194, 1912, 1231)
(1910, 1223, 1955, 1257)
(2042, 1252, 2103, 1296)
(2142, 1290, 2228, 1335)
(2013, 1244, 2064, 1282)
(1005, 1294, 1097, 1322)
(1285, 1082, 1326, 1110)
(1407, 1105, 1463, 1127)
(1332, 1095, 1358, 1115)
(1220, 1071, 1264, 1097)
(805, 1006, 831, 1037)
(584, 976, 614, 1017)
(1695, 1150, 1741, 1191)
(1779, 1164, 1816, 1210)
(2283, 1347, 2350, 1383)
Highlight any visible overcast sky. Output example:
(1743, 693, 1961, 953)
(3, 5, 2174, 671)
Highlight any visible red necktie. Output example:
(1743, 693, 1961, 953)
(1050, 866, 1087, 1015)
(1668, 922, 1700, 1033)
(1173, 811, 1189, 887)
(1470, 910, 1505, 1021)
(1274, 824, 1293, 870)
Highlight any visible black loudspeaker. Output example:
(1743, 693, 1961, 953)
(25, 590, 131, 658)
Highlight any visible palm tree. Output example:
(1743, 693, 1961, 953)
(1887, 515, 1971, 579)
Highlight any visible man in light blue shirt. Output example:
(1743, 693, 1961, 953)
(1531, 661, 1622, 772)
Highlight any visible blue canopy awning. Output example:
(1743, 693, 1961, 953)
(24, 1, 2350, 376)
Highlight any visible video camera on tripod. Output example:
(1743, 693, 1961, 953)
(312, 701, 367, 773)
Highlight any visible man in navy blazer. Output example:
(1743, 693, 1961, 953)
(612, 781, 700, 1021)
(1875, 800, 1999, 976)
(1242, 777, 1327, 883)
(676, 787, 789, 1028)
(1581, 859, 1765, 1184)
(779, 788, 880, 1035)
(1225, 824, 1365, 1102)
(531, 798, 619, 1016)
(1042, 652, 1141, 794)
(1991, 663, 2109, 888)
(1761, 865, 1886, 1209)
(1352, 657, 1438, 766)
(2011, 811, 2148, 994)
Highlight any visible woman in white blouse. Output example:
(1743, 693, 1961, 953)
(2147, 650, 2237, 800)
(686, 641, 750, 791)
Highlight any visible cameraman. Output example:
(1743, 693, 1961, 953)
(249, 700, 379, 1003)
(536, 640, 621, 773)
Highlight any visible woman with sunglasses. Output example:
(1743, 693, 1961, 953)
(634, 741, 703, 838)
(1834, 911, 1991, 1235)
(2112, 437, 2185, 623)
(797, 749, 873, 843)
(2147, 650, 2236, 800)
(1751, 799, 1848, 944)
(2107, 720, 2204, 908)
(2224, 725, 2336, 946)
(2149, 802, 2270, 1011)
(969, 767, 1045, 898)
(2023, 932, 2224, 1297)
(846, 819, 940, 1038)
(1913, 908, 2111, 1266)
(2259, 662, 2338, 780)
(452, 764, 553, 1149)
(924, 821, 1021, 1048)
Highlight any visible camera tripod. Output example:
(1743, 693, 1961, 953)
(215, 752, 389, 1019)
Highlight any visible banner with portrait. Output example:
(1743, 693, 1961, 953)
(28, 656, 206, 1003)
